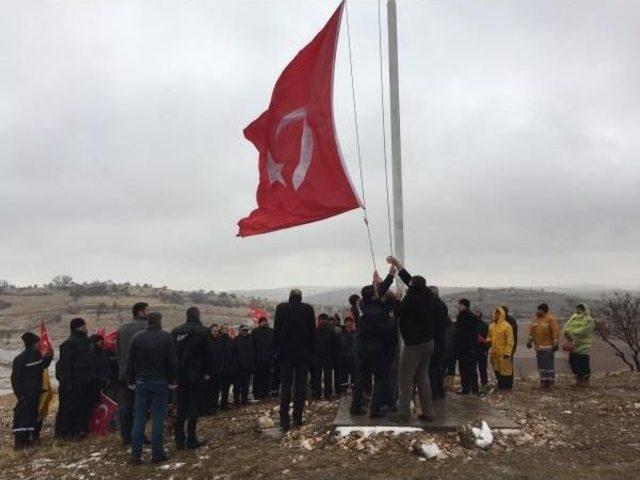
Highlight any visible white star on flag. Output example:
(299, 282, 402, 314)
(266, 152, 285, 186)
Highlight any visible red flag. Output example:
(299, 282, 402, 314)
(251, 307, 269, 325)
(89, 392, 117, 436)
(238, 2, 361, 237)
(39, 321, 53, 356)
(96, 328, 118, 351)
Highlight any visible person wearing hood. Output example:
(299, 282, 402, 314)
(563, 304, 595, 387)
(454, 299, 481, 395)
(350, 268, 396, 418)
(116, 302, 149, 445)
(487, 307, 514, 391)
(55, 317, 97, 440)
(273, 289, 316, 432)
(386, 256, 436, 423)
(172, 306, 213, 449)
(11, 332, 54, 449)
(232, 325, 254, 405)
(526, 303, 560, 388)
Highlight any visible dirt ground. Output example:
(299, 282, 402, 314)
(1, 371, 639, 480)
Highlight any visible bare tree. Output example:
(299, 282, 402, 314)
(0, 279, 9, 294)
(51, 274, 74, 290)
(596, 292, 640, 371)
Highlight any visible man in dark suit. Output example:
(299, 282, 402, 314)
(273, 289, 316, 432)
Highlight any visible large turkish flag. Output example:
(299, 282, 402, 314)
(238, 2, 361, 237)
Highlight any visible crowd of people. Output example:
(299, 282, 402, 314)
(10, 257, 596, 462)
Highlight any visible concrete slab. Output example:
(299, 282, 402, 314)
(333, 395, 518, 431)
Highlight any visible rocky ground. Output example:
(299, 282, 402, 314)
(1, 371, 639, 479)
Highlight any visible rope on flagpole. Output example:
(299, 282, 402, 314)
(345, 1, 377, 272)
(377, 0, 394, 257)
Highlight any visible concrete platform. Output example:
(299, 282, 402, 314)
(333, 395, 518, 431)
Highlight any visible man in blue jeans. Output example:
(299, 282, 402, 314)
(126, 312, 177, 464)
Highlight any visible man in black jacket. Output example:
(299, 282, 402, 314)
(429, 287, 450, 400)
(350, 270, 396, 418)
(171, 307, 212, 449)
(274, 289, 315, 431)
(127, 312, 177, 464)
(313, 313, 338, 399)
(116, 301, 148, 445)
(233, 325, 254, 404)
(55, 318, 97, 440)
(386, 256, 436, 423)
(213, 325, 235, 410)
(336, 317, 356, 395)
(12, 332, 54, 449)
(454, 299, 480, 395)
(251, 317, 274, 400)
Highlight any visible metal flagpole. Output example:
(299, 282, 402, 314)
(387, 0, 405, 268)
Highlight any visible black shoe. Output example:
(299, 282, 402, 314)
(143, 436, 152, 445)
(128, 456, 142, 465)
(418, 414, 434, 422)
(280, 424, 290, 433)
(369, 411, 386, 419)
(151, 454, 169, 463)
(292, 418, 304, 429)
(456, 390, 470, 395)
(186, 438, 206, 449)
(350, 408, 366, 416)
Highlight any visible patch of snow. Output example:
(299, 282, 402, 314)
(335, 426, 422, 437)
(497, 429, 522, 436)
(561, 410, 572, 414)
(471, 421, 493, 449)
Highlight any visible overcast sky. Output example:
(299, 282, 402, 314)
(1, 0, 639, 291)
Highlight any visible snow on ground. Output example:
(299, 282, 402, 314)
(335, 426, 423, 437)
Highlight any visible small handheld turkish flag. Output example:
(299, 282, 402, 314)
(251, 307, 269, 325)
(238, 2, 361, 237)
(89, 392, 117, 436)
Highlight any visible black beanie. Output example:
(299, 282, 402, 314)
(459, 298, 471, 309)
(22, 332, 40, 348)
(70, 317, 86, 331)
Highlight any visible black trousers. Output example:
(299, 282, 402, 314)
(55, 382, 95, 439)
(175, 381, 204, 445)
(253, 362, 272, 399)
(13, 393, 39, 447)
(271, 360, 280, 396)
(476, 351, 489, 386)
(569, 353, 591, 380)
(311, 358, 334, 399)
(351, 350, 389, 414)
(118, 381, 135, 443)
(458, 355, 479, 394)
(429, 355, 445, 399)
(234, 370, 251, 404)
(279, 360, 307, 428)
(337, 356, 355, 394)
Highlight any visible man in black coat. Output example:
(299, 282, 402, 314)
(429, 287, 450, 400)
(171, 307, 212, 449)
(454, 299, 480, 395)
(474, 309, 490, 388)
(312, 313, 339, 399)
(274, 289, 316, 431)
(336, 316, 356, 395)
(232, 325, 254, 404)
(350, 271, 396, 418)
(55, 318, 97, 440)
(386, 256, 437, 423)
(213, 325, 235, 410)
(251, 317, 274, 400)
(12, 332, 54, 449)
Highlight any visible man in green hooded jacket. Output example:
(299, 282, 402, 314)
(563, 304, 595, 387)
